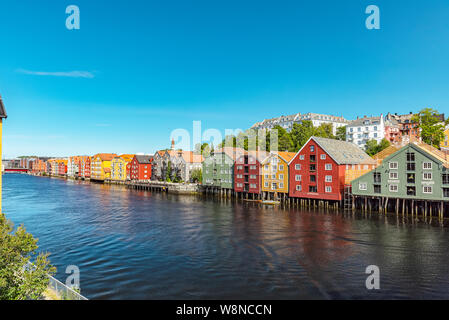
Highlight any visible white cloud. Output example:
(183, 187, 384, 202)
(16, 69, 94, 79)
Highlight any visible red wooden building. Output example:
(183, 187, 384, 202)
(234, 151, 268, 197)
(79, 156, 91, 179)
(288, 137, 375, 202)
(129, 155, 153, 181)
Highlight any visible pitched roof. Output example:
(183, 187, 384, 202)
(277, 152, 296, 163)
(94, 153, 117, 161)
(310, 136, 376, 165)
(347, 116, 382, 127)
(413, 142, 449, 168)
(119, 154, 135, 162)
(135, 155, 153, 164)
(0, 95, 7, 119)
(372, 145, 400, 166)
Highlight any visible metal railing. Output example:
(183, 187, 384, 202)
(25, 262, 88, 300)
(47, 275, 88, 300)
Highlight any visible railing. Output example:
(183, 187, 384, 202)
(47, 275, 88, 300)
(26, 262, 88, 300)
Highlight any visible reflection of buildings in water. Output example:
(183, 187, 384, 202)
(283, 209, 355, 267)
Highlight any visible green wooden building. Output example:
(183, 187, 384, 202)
(351, 143, 449, 214)
(202, 147, 245, 192)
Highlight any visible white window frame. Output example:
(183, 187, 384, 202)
(423, 162, 432, 170)
(325, 175, 332, 182)
(325, 186, 332, 193)
(389, 172, 398, 180)
(423, 172, 432, 180)
(320, 154, 326, 160)
(296, 185, 302, 191)
(295, 175, 302, 181)
(389, 162, 398, 170)
(389, 184, 398, 193)
(295, 164, 301, 170)
(423, 186, 433, 194)
(359, 182, 367, 191)
(325, 164, 332, 171)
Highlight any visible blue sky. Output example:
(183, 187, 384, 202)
(1, 0, 449, 157)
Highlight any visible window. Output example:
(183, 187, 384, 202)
(310, 145, 315, 152)
(407, 163, 416, 171)
(389, 184, 398, 192)
(279, 183, 284, 189)
(325, 164, 332, 171)
(295, 175, 302, 181)
(423, 162, 432, 170)
(309, 186, 317, 193)
(296, 185, 302, 191)
(279, 174, 284, 180)
(359, 182, 367, 191)
(325, 175, 332, 182)
(443, 174, 449, 184)
(389, 162, 398, 169)
(320, 154, 326, 160)
(310, 164, 316, 171)
(407, 173, 416, 183)
(407, 186, 416, 196)
(310, 155, 316, 162)
(272, 183, 277, 190)
(389, 172, 398, 180)
(373, 172, 381, 183)
(279, 165, 284, 171)
(299, 155, 305, 160)
(423, 172, 432, 180)
(407, 152, 415, 162)
(423, 186, 433, 194)
(295, 164, 301, 170)
(310, 175, 316, 183)
(264, 165, 269, 170)
(374, 185, 381, 194)
(444, 188, 449, 198)
(325, 186, 332, 193)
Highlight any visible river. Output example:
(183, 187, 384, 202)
(3, 173, 449, 299)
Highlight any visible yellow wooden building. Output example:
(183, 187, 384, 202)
(442, 126, 449, 151)
(111, 154, 134, 181)
(91, 153, 117, 181)
(261, 151, 295, 199)
(0, 96, 7, 211)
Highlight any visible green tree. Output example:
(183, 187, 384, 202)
(313, 123, 335, 139)
(270, 125, 294, 152)
(336, 126, 347, 141)
(290, 121, 315, 151)
(165, 161, 172, 182)
(412, 108, 445, 148)
(365, 138, 391, 156)
(0, 214, 55, 300)
(190, 168, 202, 184)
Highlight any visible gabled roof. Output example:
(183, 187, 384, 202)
(263, 151, 296, 164)
(413, 142, 449, 168)
(135, 155, 153, 164)
(372, 145, 400, 166)
(94, 153, 117, 161)
(348, 116, 382, 127)
(290, 136, 375, 165)
(118, 154, 135, 162)
(0, 95, 7, 119)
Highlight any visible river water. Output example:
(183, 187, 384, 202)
(3, 173, 449, 299)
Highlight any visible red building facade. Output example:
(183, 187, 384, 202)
(80, 156, 91, 178)
(234, 151, 268, 195)
(129, 155, 153, 181)
(289, 137, 375, 201)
